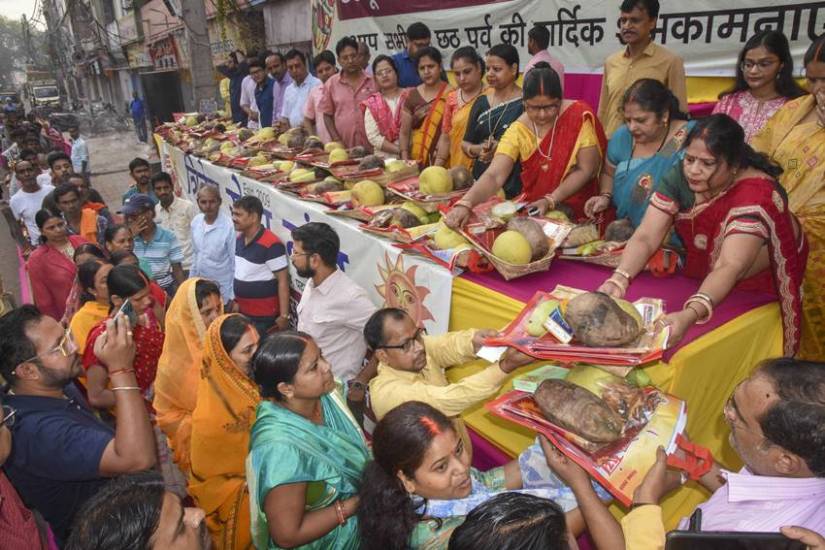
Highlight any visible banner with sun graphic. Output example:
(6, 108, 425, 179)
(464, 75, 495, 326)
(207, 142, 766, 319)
(162, 143, 454, 333)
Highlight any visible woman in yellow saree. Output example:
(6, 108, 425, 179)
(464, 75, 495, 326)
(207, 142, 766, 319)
(153, 278, 224, 473)
(434, 47, 485, 171)
(400, 46, 452, 167)
(751, 36, 825, 359)
(189, 314, 261, 550)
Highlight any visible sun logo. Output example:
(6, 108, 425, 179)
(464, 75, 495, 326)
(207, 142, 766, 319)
(375, 252, 434, 326)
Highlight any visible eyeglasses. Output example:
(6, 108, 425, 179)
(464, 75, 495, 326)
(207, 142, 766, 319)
(740, 59, 779, 72)
(0, 406, 16, 429)
(379, 327, 426, 353)
(722, 394, 770, 444)
(524, 102, 560, 114)
(15, 326, 77, 371)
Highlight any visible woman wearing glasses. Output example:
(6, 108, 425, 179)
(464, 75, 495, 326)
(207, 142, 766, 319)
(445, 63, 606, 228)
(712, 31, 804, 143)
(361, 55, 408, 156)
(26, 209, 89, 321)
(246, 331, 369, 549)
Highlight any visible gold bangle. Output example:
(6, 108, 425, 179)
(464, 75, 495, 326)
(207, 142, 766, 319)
(111, 386, 141, 391)
(683, 295, 713, 324)
(455, 199, 473, 211)
(613, 268, 632, 282)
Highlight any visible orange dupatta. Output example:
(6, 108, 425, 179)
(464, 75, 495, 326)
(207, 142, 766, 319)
(411, 82, 450, 166)
(153, 278, 222, 473)
(79, 208, 98, 244)
(189, 314, 260, 550)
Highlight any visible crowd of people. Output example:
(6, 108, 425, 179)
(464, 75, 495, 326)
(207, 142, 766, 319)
(0, 0, 824, 548)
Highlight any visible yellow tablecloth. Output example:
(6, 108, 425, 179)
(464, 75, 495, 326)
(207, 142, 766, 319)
(446, 275, 782, 530)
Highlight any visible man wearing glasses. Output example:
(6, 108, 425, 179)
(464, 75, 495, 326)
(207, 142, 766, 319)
(0, 306, 156, 545)
(618, 357, 825, 546)
(364, 308, 533, 455)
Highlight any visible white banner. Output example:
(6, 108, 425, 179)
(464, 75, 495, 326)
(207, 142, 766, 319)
(313, 0, 825, 75)
(160, 142, 455, 333)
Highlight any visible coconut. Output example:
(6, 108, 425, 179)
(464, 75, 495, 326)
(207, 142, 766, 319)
(400, 202, 429, 225)
(507, 218, 550, 261)
(391, 209, 421, 228)
(358, 155, 385, 171)
(564, 292, 643, 347)
(306, 180, 344, 194)
(303, 138, 323, 150)
(491, 230, 532, 264)
(605, 218, 635, 242)
(350, 146, 368, 159)
(238, 129, 254, 142)
(449, 166, 473, 190)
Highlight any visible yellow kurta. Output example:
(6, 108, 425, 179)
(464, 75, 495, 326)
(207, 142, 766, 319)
(369, 329, 508, 454)
(751, 94, 825, 360)
(621, 505, 666, 550)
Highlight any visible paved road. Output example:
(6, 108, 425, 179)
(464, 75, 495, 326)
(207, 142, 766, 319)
(1, 130, 155, 304)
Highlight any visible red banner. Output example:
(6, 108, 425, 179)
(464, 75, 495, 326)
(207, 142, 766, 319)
(337, 0, 507, 20)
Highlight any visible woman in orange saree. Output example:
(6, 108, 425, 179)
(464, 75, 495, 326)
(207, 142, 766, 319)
(434, 47, 485, 171)
(189, 314, 261, 550)
(153, 277, 223, 474)
(400, 46, 452, 167)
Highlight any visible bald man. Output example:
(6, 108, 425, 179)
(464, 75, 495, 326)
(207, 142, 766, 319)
(190, 186, 236, 303)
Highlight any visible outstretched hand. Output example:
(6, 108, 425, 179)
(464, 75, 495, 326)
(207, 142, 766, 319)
(539, 435, 591, 491)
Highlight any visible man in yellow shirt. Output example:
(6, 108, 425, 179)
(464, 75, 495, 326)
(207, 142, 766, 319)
(365, 308, 533, 448)
(598, 0, 687, 136)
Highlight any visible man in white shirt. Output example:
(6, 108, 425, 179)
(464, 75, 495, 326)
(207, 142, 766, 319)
(239, 51, 260, 130)
(275, 49, 322, 132)
(190, 185, 236, 304)
(291, 222, 376, 383)
(151, 172, 196, 274)
(69, 126, 89, 178)
(9, 160, 54, 245)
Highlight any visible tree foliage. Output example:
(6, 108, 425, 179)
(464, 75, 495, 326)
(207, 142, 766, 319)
(0, 15, 48, 90)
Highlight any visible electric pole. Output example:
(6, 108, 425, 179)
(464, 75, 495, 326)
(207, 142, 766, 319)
(179, 0, 216, 111)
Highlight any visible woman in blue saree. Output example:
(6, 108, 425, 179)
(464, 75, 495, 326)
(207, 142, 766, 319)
(246, 331, 369, 550)
(585, 78, 695, 245)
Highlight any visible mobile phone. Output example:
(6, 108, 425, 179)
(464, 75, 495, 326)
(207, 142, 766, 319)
(665, 530, 806, 550)
(116, 298, 138, 327)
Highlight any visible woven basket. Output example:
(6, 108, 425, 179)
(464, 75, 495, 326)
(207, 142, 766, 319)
(559, 252, 622, 268)
(460, 228, 556, 280)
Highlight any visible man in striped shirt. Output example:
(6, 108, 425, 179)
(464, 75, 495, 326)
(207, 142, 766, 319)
(121, 193, 185, 295)
(231, 196, 289, 336)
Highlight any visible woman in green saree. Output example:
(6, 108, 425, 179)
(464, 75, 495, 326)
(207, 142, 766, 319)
(246, 331, 370, 550)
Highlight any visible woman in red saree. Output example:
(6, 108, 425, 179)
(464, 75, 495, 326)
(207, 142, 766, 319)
(445, 63, 605, 228)
(599, 114, 806, 355)
(400, 46, 452, 167)
(361, 55, 408, 156)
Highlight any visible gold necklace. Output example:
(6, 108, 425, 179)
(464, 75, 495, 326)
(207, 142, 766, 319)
(459, 86, 482, 108)
(532, 118, 558, 171)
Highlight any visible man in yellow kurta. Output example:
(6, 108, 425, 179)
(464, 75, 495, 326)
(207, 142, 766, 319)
(365, 308, 533, 451)
(598, 0, 687, 136)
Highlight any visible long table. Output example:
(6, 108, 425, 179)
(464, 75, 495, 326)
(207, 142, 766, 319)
(161, 141, 782, 531)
